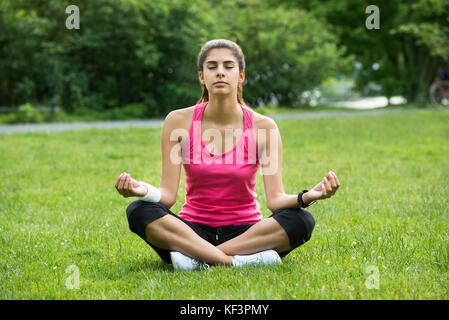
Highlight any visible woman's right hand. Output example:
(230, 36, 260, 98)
(115, 172, 148, 198)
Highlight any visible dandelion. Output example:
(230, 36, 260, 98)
(351, 241, 357, 247)
(325, 260, 330, 264)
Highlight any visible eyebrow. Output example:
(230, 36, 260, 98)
(206, 60, 235, 64)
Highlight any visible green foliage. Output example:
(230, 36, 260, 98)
(0, 0, 348, 115)
(15, 103, 44, 123)
(0, 0, 212, 115)
(213, 0, 352, 106)
(271, 0, 449, 102)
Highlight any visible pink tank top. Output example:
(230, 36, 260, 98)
(178, 101, 263, 227)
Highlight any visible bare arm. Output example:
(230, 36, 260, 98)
(258, 117, 298, 212)
(157, 110, 183, 209)
(258, 117, 340, 213)
(115, 110, 183, 209)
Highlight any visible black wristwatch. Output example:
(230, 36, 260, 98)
(297, 189, 316, 208)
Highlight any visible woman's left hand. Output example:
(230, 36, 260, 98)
(307, 171, 340, 201)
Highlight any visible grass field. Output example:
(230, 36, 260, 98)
(1, 108, 448, 299)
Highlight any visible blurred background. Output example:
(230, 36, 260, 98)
(0, 0, 448, 123)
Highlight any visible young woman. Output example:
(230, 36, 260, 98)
(115, 39, 340, 270)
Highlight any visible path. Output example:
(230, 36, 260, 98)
(0, 107, 428, 135)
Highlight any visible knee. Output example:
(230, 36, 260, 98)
(126, 200, 143, 224)
(272, 207, 316, 247)
(126, 200, 161, 218)
(125, 200, 166, 234)
(298, 208, 315, 242)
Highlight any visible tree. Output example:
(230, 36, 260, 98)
(0, 0, 213, 115)
(0, 0, 351, 114)
(210, 0, 351, 107)
(269, 0, 449, 103)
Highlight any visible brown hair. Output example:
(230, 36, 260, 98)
(196, 39, 250, 108)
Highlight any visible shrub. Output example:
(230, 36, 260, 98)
(15, 103, 44, 123)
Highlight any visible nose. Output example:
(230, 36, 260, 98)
(216, 64, 226, 77)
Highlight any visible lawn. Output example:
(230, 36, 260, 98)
(1, 108, 448, 299)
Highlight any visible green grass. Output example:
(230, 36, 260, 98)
(1, 108, 448, 299)
(254, 102, 434, 116)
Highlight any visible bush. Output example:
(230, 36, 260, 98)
(110, 103, 149, 119)
(213, 0, 351, 107)
(15, 103, 44, 123)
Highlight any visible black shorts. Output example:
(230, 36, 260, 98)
(126, 200, 315, 264)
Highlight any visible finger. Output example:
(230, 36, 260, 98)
(324, 179, 332, 198)
(124, 174, 132, 197)
(324, 177, 332, 192)
(332, 172, 340, 187)
(122, 174, 128, 196)
(332, 172, 340, 188)
(115, 176, 119, 189)
(118, 172, 127, 191)
(329, 173, 339, 195)
(328, 173, 337, 188)
(124, 174, 129, 190)
(126, 174, 134, 196)
(321, 182, 327, 198)
(116, 174, 126, 197)
(115, 173, 123, 189)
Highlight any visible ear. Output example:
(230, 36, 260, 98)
(198, 71, 204, 85)
(239, 70, 245, 85)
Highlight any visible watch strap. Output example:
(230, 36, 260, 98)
(298, 189, 316, 208)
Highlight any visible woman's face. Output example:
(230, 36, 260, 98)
(199, 48, 245, 98)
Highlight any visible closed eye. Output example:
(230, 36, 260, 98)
(208, 66, 233, 69)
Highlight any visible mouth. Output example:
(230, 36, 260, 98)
(214, 82, 227, 85)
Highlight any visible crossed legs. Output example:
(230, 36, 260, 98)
(126, 200, 314, 266)
(143, 213, 290, 266)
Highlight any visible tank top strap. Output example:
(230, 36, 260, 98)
(241, 105, 253, 131)
(241, 105, 258, 164)
(189, 102, 207, 137)
(194, 102, 207, 121)
(190, 102, 253, 140)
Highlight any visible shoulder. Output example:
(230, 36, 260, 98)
(249, 109, 280, 150)
(251, 109, 279, 132)
(164, 105, 196, 131)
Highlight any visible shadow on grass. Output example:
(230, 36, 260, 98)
(127, 258, 173, 273)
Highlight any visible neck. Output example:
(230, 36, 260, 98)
(205, 95, 241, 125)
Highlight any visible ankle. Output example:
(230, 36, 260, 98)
(220, 255, 234, 266)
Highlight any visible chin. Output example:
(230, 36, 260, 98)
(211, 89, 230, 95)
